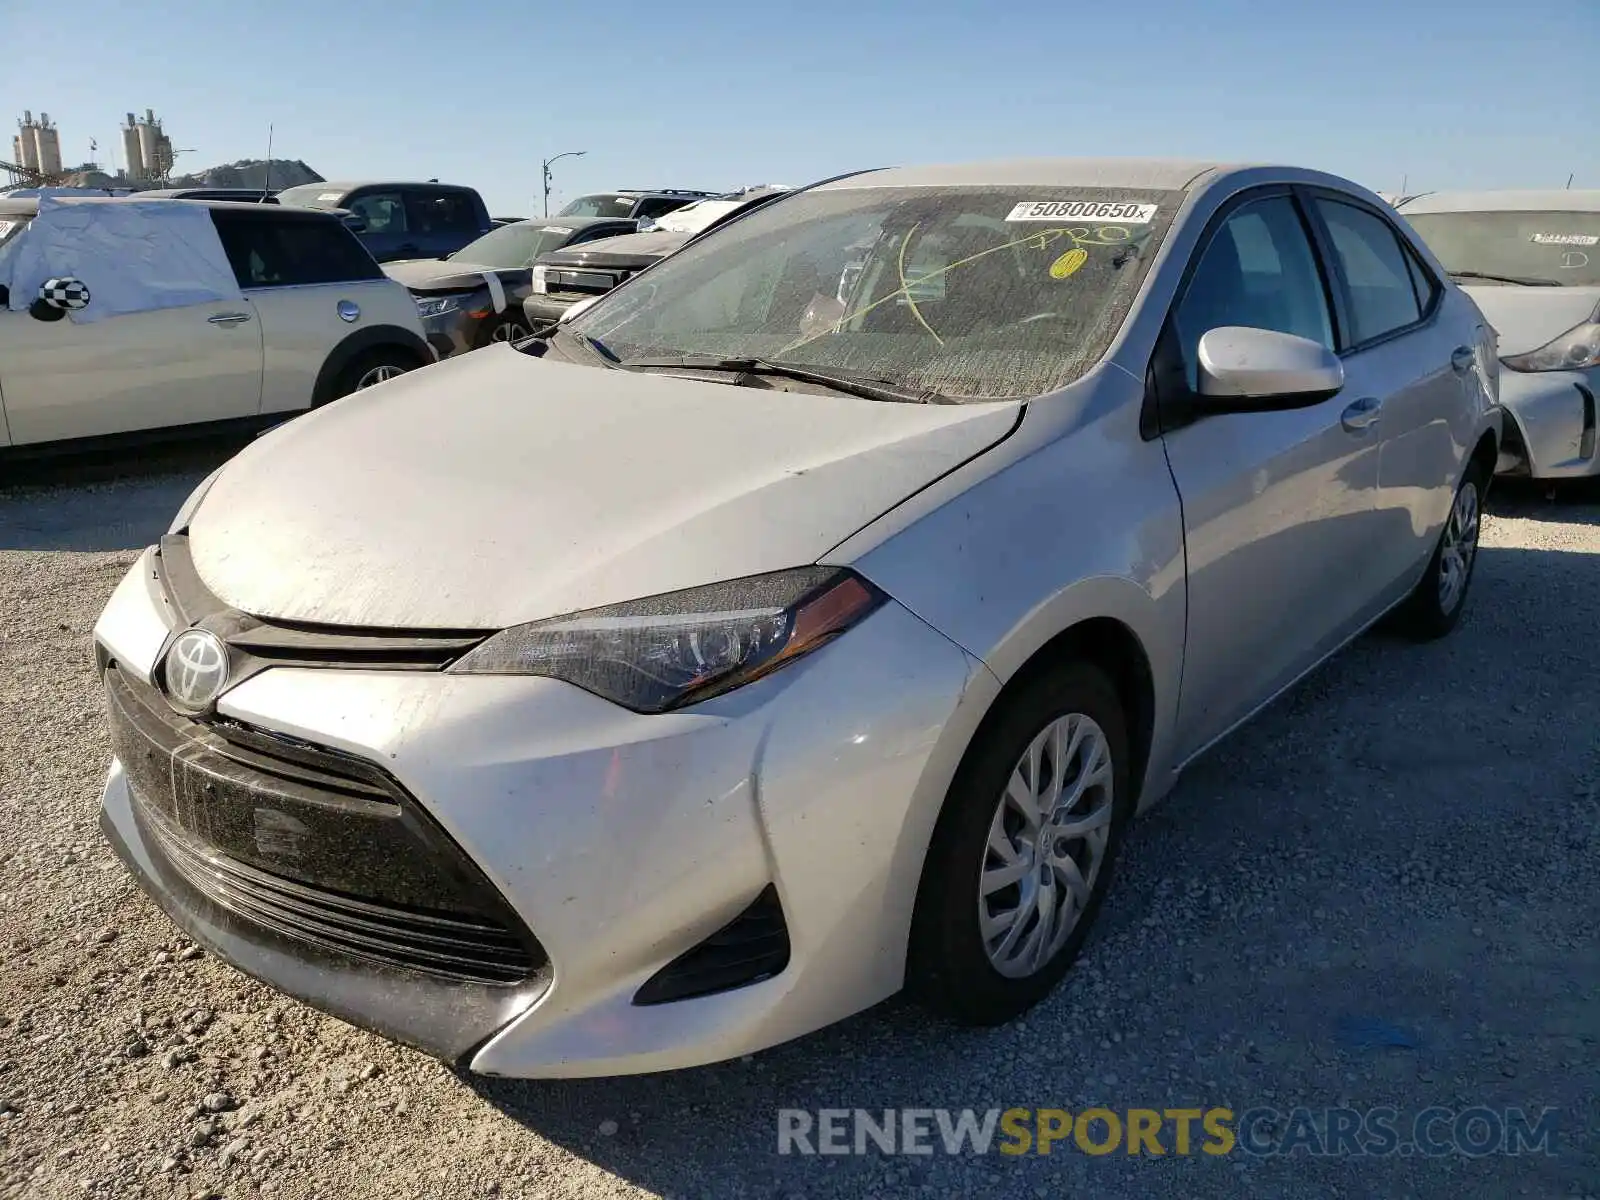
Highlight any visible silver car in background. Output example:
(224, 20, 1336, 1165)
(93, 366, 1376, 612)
(1399, 190, 1600, 478)
(94, 158, 1499, 1078)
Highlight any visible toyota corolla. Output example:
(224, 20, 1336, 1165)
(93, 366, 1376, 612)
(94, 158, 1499, 1078)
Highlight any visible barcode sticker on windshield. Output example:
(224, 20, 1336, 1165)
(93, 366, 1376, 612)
(317, 192, 342, 203)
(1006, 201, 1157, 224)
(1531, 233, 1599, 246)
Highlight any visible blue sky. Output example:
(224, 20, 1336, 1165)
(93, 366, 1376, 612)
(5, 0, 1595, 215)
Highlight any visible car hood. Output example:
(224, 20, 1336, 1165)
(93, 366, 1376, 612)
(537, 230, 689, 270)
(382, 258, 528, 293)
(1462, 285, 1600, 356)
(187, 349, 1020, 628)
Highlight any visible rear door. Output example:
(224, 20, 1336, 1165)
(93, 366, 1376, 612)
(404, 187, 484, 258)
(212, 210, 389, 415)
(1156, 188, 1384, 760)
(343, 189, 416, 262)
(1305, 192, 1468, 601)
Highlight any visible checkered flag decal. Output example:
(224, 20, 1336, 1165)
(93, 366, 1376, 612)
(40, 278, 91, 311)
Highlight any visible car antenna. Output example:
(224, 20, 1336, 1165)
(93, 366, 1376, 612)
(1566, 173, 1574, 189)
(260, 124, 273, 202)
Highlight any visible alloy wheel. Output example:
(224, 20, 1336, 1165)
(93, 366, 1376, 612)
(1438, 480, 1480, 614)
(355, 364, 407, 390)
(978, 713, 1114, 979)
(490, 321, 530, 343)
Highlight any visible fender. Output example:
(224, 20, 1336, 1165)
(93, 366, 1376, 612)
(311, 324, 434, 406)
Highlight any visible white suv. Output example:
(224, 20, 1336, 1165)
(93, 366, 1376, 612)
(0, 195, 432, 450)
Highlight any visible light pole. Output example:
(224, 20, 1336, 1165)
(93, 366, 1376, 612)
(541, 150, 586, 217)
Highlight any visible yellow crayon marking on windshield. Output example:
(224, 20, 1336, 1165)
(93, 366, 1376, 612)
(1050, 248, 1088, 279)
(780, 223, 1148, 356)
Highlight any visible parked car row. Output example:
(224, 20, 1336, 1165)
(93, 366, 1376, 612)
(83, 156, 1508, 1081)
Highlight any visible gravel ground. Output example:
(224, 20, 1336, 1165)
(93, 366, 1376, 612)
(1, 449, 1595, 1200)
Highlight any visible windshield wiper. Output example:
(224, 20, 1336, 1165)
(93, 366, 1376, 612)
(617, 355, 952, 404)
(1449, 270, 1560, 287)
(520, 322, 619, 366)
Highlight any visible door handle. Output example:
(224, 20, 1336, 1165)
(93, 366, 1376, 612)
(1340, 396, 1383, 432)
(1450, 345, 1475, 374)
(207, 312, 252, 325)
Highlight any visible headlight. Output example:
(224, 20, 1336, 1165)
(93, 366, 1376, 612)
(449, 567, 886, 713)
(415, 294, 465, 319)
(531, 264, 550, 294)
(1502, 319, 1600, 372)
(167, 466, 225, 534)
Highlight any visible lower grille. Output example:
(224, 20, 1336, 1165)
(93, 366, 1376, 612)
(107, 663, 544, 986)
(143, 806, 533, 983)
(634, 885, 790, 1005)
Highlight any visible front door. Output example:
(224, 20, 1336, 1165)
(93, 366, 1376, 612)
(1158, 191, 1384, 760)
(344, 190, 418, 263)
(0, 299, 263, 445)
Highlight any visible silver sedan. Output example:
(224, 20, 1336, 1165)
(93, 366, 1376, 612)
(94, 158, 1500, 1078)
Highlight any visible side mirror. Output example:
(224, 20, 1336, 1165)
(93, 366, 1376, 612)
(1195, 326, 1343, 408)
(31, 277, 90, 322)
(559, 296, 600, 323)
(341, 213, 368, 234)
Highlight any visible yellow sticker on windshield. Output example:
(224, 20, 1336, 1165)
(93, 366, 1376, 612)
(1049, 248, 1088, 280)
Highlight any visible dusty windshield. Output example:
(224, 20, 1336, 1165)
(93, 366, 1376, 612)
(451, 223, 574, 267)
(1405, 210, 1600, 286)
(569, 186, 1179, 399)
(558, 194, 636, 219)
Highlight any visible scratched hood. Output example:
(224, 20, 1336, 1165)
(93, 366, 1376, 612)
(187, 348, 1019, 628)
(382, 258, 526, 293)
(1462, 285, 1600, 356)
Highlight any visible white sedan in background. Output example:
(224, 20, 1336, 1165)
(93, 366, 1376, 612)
(1399, 189, 1600, 478)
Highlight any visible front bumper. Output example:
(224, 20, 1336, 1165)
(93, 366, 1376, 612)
(93, 550, 992, 1077)
(1497, 366, 1599, 478)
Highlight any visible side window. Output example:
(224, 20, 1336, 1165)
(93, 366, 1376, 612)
(213, 214, 383, 287)
(346, 191, 408, 234)
(407, 190, 477, 235)
(1404, 242, 1438, 313)
(1313, 199, 1422, 345)
(633, 197, 683, 220)
(1173, 196, 1333, 389)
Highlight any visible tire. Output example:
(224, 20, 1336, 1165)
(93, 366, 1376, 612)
(908, 661, 1132, 1026)
(328, 347, 421, 402)
(478, 316, 532, 349)
(1390, 457, 1488, 641)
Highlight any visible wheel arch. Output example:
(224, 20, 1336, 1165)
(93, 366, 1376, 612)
(311, 325, 433, 406)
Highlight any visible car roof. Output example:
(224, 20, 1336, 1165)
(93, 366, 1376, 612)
(815, 158, 1245, 192)
(279, 181, 477, 197)
(1397, 189, 1600, 214)
(0, 195, 340, 220)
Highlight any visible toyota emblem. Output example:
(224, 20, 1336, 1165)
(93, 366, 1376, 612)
(162, 628, 230, 713)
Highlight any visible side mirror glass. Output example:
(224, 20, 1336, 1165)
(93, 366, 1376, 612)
(1196, 326, 1343, 406)
(31, 276, 90, 321)
(559, 296, 600, 323)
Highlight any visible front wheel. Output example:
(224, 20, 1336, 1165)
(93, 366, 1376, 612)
(1391, 459, 1488, 641)
(480, 316, 532, 349)
(908, 662, 1132, 1026)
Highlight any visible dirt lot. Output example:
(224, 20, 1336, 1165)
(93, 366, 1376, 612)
(1, 446, 1595, 1200)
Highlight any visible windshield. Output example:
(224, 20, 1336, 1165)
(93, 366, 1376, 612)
(567, 185, 1179, 399)
(273, 184, 348, 209)
(1404, 210, 1600, 286)
(558, 194, 636, 219)
(451, 223, 575, 267)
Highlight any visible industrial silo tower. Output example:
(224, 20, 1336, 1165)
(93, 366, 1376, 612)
(122, 113, 145, 180)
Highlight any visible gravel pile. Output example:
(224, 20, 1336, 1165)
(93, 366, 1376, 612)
(1, 458, 1595, 1200)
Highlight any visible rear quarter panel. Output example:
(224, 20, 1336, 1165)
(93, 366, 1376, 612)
(253, 279, 426, 415)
